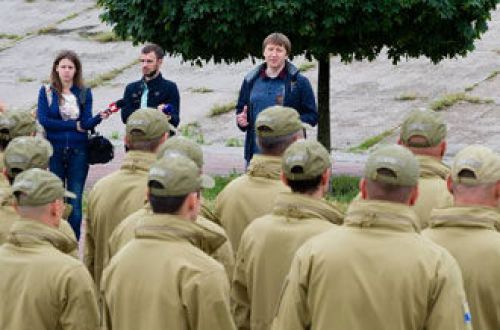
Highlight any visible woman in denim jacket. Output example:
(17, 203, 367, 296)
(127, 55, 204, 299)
(37, 50, 109, 240)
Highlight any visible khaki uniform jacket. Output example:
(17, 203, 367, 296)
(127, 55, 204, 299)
(85, 150, 156, 291)
(233, 192, 343, 330)
(0, 218, 99, 330)
(215, 155, 289, 252)
(272, 200, 471, 330)
(413, 155, 453, 229)
(0, 186, 78, 257)
(107, 204, 235, 277)
(101, 213, 237, 330)
(423, 206, 500, 330)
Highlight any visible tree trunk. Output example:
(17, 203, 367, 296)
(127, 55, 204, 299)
(317, 56, 331, 152)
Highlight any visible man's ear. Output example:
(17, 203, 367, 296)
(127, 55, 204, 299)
(408, 186, 419, 206)
(280, 172, 288, 186)
(447, 176, 454, 194)
(124, 135, 130, 147)
(360, 178, 368, 200)
(439, 140, 447, 157)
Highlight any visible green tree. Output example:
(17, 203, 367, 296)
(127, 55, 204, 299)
(98, 0, 499, 150)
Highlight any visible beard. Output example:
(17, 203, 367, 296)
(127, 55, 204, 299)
(144, 68, 159, 79)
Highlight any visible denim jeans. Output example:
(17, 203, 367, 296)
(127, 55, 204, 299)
(49, 146, 89, 240)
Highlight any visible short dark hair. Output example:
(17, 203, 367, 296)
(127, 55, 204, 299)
(142, 44, 164, 60)
(127, 135, 164, 152)
(365, 179, 414, 203)
(262, 32, 291, 55)
(287, 175, 323, 194)
(148, 181, 187, 214)
(257, 131, 302, 156)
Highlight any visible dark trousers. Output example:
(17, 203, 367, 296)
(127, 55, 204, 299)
(49, 146, 89, 240)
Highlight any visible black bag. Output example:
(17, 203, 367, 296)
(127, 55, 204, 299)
(88, 129, 114, 165)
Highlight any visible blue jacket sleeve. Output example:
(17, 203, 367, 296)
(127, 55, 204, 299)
(167, 82, 180, 127)
(236, 79, 250, 132)
(121, 83, 134, 124)
(37, 86, 78, 132)
(79, 88, 102, 130)
(297, 76, 318, 127)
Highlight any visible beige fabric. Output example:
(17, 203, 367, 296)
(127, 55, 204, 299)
(107, 204, 235, 278)
(232, 192, 343, 330)
(413, 155, 453, 229)
(101, 213, 236, 330)
(85, 150, 156, 292)
(272, 199, 471, 330)
(424, 206, 500, 330)
(215, 155, 289, 252)
(0, 218, 99, 330)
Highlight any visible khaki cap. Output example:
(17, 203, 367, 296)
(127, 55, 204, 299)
(3, 111, 37, 139)
(12, 168, 75, 206)
(126, 108, 171, 142)
(282, 139, 331, 180)
(156, 136, 214, 188)
(364, 144, 419, 187)
(400, 109, 446, 147)
(4, 136, 53, 177)
(255, 106, 304, 137)
(451, 145, 500, 185)
(148, 155, 211, 197)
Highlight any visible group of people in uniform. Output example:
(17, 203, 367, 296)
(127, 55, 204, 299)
(0, 98, 499, 329)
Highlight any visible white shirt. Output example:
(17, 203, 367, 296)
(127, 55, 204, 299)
(60, 93, 80, 120)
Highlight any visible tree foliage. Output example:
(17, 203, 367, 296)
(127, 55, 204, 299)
(99, 0, 498, 64)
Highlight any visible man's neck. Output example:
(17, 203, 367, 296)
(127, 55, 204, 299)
(265, 64, 285, 78)
(144, 71, 160, 82)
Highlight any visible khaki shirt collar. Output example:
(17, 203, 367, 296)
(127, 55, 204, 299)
(8, 217, 77, 254)
(429, 206, 500, 230)
(120, 150, 157, 172)
(344, 199, 420, 232)
(273, 192, 343, 225)
(416, 155, 449, 180)
(135, 213, 226, 255)
(247, 155, 281, 180)
(0, 185, 14, 207)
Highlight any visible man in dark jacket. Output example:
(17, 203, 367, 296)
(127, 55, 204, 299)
(236, 33, 317, 163)
(121, 44, 180, 127)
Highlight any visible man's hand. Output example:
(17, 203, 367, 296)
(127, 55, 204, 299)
(236, 105, 249, 128)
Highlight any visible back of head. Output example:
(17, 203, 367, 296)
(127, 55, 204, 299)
(126, 108, 171, 151)
(282, 139, 331, 194)
(0, 111, 36, 150)
(400, 109, 446, 156)
(450, 145, 500, 206)
(363, 145, 419, 203)
(4, 136, 53, 183)
(255, 106, 304, 156)
(148, 155, 210, 216)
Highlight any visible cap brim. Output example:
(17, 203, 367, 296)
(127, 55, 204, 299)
(201, 174, 215, 189)
(64, 190, 76, 199)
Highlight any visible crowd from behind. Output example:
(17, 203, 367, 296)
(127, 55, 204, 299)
(0, 32, 499, 330)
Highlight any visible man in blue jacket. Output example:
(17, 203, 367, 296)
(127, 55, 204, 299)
(236, 32, 318, 163)
(121, 44, 180, 128)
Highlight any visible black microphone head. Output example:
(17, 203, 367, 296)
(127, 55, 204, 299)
(115, 99, 125, 108)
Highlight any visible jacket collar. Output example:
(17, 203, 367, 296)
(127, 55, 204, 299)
(429, 206, 500, 230)
(120, 150, 157, 172)
(143, 72, 163, 87)
(273, 192, 343, 225)
(416, 155, 449, 180)
(244, 61, 298, 83)
(134, 213, 226, 255)
(247, 155, 282, 180)
(8, 217, 77, 254)
(344, 199, 420, 232)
